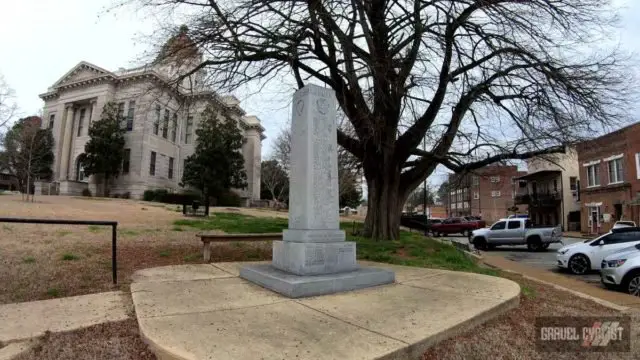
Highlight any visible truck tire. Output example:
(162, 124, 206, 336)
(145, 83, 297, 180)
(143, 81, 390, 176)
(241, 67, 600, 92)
(526, 236, 543, 252)
(541, 243, 550, 250)
(472, 237, 488, 251)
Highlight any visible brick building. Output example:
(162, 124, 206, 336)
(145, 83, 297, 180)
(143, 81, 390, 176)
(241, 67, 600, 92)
(446, 164, 527, 223)
(576, 122, 640, 234)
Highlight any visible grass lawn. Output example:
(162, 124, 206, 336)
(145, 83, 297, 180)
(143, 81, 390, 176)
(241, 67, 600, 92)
(174, 212, 496, 276)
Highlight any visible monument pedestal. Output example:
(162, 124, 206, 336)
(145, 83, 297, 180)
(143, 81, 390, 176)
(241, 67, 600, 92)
(240, 263, 395, 298)
(240, 84, 394, 298)
(272, 240, 357, 275)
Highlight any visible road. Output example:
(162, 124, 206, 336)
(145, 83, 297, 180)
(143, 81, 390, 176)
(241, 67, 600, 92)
(442, 235, 605, 288)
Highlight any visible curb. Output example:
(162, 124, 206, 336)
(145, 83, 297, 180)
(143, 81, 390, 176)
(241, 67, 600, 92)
(0, 340, 34, 360)
(481, 263, 630, 312)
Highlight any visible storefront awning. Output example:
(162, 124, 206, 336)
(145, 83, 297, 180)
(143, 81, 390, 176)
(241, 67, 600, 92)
(516, 170, 562, 181)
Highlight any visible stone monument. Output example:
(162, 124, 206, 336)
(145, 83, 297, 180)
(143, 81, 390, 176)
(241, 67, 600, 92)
(240, 84, 395, 298)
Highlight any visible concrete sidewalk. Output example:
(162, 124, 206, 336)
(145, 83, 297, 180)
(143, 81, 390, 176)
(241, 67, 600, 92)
(131, 262, 520, 360)
(0, 291, 131, 343)
(482, 254, 640, 310)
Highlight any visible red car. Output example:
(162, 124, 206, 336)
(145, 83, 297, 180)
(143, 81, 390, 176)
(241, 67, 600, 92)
(430, 217, 487, 237)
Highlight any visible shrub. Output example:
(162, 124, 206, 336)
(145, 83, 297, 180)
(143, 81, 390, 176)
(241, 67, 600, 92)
(154, 189, 169, 202)
(143, 190, 155, 201)
(81, 188, 92, 197)
(142, 189, 202, 204)
(216, 190, 242, 207)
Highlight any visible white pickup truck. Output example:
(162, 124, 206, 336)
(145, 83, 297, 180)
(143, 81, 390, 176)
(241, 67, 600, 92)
(471, 218, 562, 251)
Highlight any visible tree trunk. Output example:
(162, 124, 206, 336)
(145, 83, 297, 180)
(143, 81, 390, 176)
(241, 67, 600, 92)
(362, 158, 407, 241)
(204, 187, 210, 216)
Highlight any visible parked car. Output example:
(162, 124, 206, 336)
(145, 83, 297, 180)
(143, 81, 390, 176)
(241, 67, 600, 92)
(430, 217, 486, 237)
(600, 243, 640, 296)
(399, 213, 442, 232)
(471, 218, 562, 251)
(613, 220, 637, 229)
(556, 227, 640, 275)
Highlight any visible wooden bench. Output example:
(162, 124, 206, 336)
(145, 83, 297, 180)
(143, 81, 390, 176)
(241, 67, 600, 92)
(197, 233, 283, 262)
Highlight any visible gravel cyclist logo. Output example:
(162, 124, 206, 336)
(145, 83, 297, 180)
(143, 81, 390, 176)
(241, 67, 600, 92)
(536, 316, 630, 352)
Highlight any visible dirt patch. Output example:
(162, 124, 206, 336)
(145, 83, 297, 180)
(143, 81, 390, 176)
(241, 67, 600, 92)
(14, 320, 156, 360)
(423, 273, 639, 360)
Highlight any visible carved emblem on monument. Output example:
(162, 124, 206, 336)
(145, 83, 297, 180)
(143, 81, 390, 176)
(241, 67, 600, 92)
(316, 98, 329, 115)
(295, 99, 305, 116)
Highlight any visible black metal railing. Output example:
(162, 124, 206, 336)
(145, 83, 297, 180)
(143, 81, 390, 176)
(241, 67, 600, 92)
(0, 217, 118, 284)
(514, 192, 562, 207)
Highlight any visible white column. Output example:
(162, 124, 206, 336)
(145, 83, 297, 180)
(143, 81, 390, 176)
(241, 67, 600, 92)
(59, 104, 75, 180)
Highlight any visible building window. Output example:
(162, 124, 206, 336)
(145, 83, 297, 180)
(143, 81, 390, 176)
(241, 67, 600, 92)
(490, 176, 500, 183)
(117, 102, 125, 121)
(48, 114, 55, 129)
(126, 101, 135, 131)
(491, 191, 501, 197)
(171, 113, 178, 142)
(608, 158, 623, 184)
(154, 105, 160, 135)
(569, 176, 578, 191)
(122, 149, 131, 174)
(168, 157, 174, 179)
(473, 192, 479, 200)
(162, 110, 169, 138)
(77, 108, 86, 136)
(149, 151, 156, 176)
(587, 164, 600, 187)
(472, 176, 479, 186)
(185, 116, 193, 144)
(636, 153, 640, 180)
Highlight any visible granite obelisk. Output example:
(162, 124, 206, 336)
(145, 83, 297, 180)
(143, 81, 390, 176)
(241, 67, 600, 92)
(240, 84, 394, 298)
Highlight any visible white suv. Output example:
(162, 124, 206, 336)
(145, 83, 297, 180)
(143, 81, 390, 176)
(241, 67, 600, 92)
(556, 227, 640, 275)
(601, 244, 640, 296)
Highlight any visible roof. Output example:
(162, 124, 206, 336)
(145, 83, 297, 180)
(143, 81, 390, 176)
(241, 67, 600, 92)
(516, 170, 561, 181)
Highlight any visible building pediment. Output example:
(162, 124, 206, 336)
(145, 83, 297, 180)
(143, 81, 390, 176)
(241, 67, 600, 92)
(50, 61, 114, 89)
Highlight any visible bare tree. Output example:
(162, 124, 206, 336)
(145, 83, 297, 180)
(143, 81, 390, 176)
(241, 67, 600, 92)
(121, 0, 632, 239)
(0, 74, 17, 130)
(272, 128, 292, 173)
(2, 117, 54, 201)
(261, 159, 289, 207)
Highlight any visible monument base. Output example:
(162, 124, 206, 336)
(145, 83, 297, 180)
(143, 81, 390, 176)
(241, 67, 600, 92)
(239, 263, 395, 298)
(272, 240, 357, 275)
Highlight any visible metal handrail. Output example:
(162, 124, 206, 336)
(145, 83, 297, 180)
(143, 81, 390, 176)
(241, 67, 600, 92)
(0, 217, 118, 284)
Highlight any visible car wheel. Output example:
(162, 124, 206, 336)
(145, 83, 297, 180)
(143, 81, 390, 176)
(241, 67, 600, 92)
(472, 237, 488, 251)
(622, 270, 640, 297)
(541, 243, 550, 250)
(527, 236, 543, 252)
(568, 254, 590, 275)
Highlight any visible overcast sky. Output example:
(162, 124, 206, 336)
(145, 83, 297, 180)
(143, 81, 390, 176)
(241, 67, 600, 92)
(1, 0, 640, 187)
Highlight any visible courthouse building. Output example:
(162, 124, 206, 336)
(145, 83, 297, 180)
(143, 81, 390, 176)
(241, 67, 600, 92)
(36, 28, 264, 202)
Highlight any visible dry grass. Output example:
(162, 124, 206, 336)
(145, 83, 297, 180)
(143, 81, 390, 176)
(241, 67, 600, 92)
(14, 320, 156, 360)
(423, 273, 640, 360)
(0, 195, 271, 304)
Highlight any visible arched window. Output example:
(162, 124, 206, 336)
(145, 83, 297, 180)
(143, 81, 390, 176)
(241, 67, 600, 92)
(76, 158, 86, 182)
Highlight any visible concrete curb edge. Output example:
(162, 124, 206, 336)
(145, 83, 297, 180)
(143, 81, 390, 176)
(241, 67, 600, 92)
(481, 263, 630, 312)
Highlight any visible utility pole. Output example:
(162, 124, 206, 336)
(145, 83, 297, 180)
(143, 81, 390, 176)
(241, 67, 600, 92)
(422, 136, 428, 235)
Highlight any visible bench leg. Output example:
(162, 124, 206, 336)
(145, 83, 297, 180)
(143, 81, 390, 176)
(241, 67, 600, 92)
(203, 242, 211, 262)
